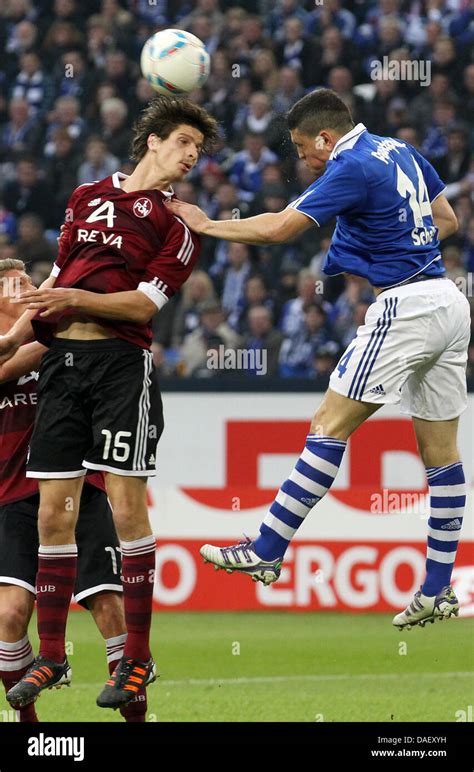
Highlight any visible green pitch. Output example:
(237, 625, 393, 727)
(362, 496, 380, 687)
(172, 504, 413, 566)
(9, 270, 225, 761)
(1, 611, 472, 722)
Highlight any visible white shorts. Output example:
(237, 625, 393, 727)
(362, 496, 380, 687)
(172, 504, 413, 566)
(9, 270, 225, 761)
(329, 278, 470, 421)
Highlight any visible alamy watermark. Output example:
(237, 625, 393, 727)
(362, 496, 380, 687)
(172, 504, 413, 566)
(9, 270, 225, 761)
(207, 345, 267, 375)
(371, 56, 431, 87)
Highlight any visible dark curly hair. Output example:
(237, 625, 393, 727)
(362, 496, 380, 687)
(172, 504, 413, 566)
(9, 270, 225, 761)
(130, 95, 219, 161)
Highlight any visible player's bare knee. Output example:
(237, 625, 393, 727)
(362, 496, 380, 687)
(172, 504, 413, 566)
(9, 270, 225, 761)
(418, 444, 459, 469)
(0, 590, 30, 639)
(38, 504, 76, 543)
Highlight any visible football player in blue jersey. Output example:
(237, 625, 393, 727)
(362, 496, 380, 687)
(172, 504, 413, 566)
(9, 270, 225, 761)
(167, 89, 469, 630)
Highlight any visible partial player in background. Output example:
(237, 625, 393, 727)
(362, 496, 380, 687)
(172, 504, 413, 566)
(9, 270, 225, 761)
(0, 96, 218, 711)
(0, 259, 148, 722)
(167, 89, 470, 631)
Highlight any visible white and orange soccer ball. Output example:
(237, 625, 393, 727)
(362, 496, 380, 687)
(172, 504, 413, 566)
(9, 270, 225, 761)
(140, 29, 211, 96)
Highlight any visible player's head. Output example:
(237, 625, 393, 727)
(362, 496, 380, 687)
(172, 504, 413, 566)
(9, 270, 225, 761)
(0, 259, 35, 323)
(130, 96, 219, 184)
(287, 88, 355, 174)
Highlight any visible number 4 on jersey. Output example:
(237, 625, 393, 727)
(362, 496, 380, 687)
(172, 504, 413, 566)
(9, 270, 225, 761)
(86, 201, 116, 228)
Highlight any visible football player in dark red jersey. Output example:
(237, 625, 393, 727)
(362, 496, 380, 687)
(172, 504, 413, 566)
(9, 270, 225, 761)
(0, 97, 219, 710)
(0, 259, 149, 722)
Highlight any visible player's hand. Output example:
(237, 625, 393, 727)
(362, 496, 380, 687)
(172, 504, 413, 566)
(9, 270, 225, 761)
(13, 287, 79, 317)
(57, 223, 66, 244)
(165, 198, 210, 234)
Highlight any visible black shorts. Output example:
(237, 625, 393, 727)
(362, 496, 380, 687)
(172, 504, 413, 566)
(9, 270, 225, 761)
(26, 338, 164, 478)
(0, 485, 122, 607)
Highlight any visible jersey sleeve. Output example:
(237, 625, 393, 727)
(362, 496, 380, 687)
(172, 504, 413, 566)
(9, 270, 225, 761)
(288, 157, 366, 226)
(409, 145, 446, 203)
(137, 215, 200, 310)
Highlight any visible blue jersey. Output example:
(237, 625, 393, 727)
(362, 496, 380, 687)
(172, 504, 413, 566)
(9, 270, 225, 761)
(289, 123, 447, 287)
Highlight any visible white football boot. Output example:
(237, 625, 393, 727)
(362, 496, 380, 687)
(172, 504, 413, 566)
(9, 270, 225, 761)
(392, 585, 459, 630)
(200, 537, 282, 585)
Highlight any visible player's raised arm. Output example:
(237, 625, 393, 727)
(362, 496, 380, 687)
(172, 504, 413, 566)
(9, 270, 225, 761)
(165, 199, 313, 244)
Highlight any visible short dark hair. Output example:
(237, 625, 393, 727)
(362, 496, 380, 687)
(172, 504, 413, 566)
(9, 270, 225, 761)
(287, 88, 354, 137)
(130, 96, 219, 161)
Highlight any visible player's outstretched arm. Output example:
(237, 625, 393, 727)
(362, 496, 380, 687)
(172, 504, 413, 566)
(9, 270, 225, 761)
(0, 341, 46, 384)
(431, 195, 459, 240)
(165, 199, 313, 244)
(16, 286, 157, 324)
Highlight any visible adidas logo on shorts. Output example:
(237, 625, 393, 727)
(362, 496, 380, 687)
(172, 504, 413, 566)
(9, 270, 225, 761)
(369, 384, 386, 395)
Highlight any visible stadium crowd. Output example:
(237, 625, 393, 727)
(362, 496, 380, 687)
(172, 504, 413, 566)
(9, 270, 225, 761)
(0, 0, 473, 381)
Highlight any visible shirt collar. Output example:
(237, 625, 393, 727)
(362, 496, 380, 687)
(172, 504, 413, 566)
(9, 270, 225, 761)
(111, 171, 174, 196)
(329, 123, 367, 160)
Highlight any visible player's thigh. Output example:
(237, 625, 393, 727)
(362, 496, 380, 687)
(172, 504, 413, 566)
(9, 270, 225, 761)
(74, 484, 122, 608)
(311, 387, 381, 439)
(85, 343, 164, 477)
(27, 347, 93, 476)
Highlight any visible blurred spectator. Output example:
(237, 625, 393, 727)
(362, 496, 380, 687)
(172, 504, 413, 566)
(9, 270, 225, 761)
(275, 17, 320, 88)
(44, 95, 85, 156)
(171, 270, 216, 347)
(435, 125, 471, 183)
(311, 341, 341, 378)
(77, 136, 119, 185)
(44, 128, 81, 221)
(16, 213, 55, 266)
(11, 51, 55, 118)
(29, 259, 54, 287)
(0, 98, 41, 161)
(41, 22, 84, 67)
(0, 194, 17, 245)
(180, 299, 241, 377)
(55, 50, 94, 108)
(273, 66, 305, 114)
(99, 97, 132, 161)
(86, 14, 115, 70)
(331, 276, 375, 343)
(221, 242, 252, 327)
(3, 157, 54, 228)
(279, 268, 318, 336)
(242, 305, 283, 377)
(279, 301, 338, 378)
(229, 133, 278, 202)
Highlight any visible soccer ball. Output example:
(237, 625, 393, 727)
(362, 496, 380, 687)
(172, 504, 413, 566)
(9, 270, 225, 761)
(140, 29, 211, 96)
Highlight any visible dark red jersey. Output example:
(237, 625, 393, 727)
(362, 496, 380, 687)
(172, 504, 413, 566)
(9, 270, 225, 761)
(0, 367, 105, 506)
(32, 172, 201, 349)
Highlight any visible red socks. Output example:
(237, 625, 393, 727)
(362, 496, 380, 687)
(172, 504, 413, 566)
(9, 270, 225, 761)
(36, 544, 78, 662)
(120, 536, 156, 663)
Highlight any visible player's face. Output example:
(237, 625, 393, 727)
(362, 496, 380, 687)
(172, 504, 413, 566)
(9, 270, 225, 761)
(290, 128, 332, 174)
(0, 270, 35, 317)
(151, 125, 204, 181)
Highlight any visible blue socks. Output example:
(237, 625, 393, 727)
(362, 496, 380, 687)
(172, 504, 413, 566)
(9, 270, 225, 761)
(422, 462, 465, 596)
(253, 435, 346, 561)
